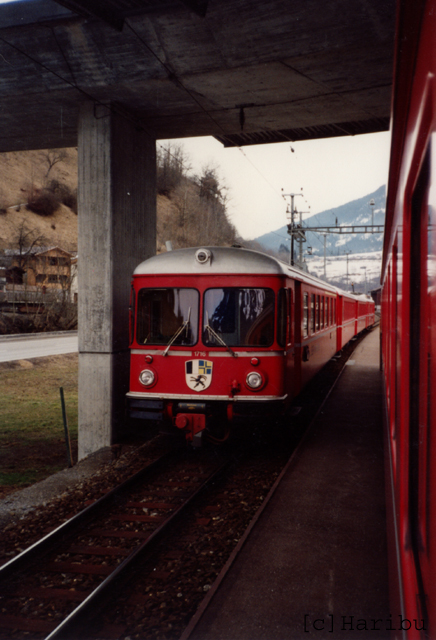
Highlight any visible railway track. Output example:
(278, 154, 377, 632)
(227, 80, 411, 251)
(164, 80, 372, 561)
(42, 450, 285, 640)
(0, 449, 230, 639)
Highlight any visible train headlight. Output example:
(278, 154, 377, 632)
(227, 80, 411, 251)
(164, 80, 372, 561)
(246, 371, 264, 390)
(195, 248, 211, 264)
(139, 369, 156, 387)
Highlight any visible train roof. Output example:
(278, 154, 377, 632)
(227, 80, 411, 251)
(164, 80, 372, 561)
(134, 246, 288, 276)
(133, 246, 370, 301)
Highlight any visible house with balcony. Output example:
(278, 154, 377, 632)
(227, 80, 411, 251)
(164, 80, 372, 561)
(2, 247, 75, 307)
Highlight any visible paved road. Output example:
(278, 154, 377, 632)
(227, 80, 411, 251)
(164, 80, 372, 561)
(0, 332, 78, 363)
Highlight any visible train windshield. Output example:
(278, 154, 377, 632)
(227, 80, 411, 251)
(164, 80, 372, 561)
(136, 288, 199, 345)
(203, 288, 274, 347)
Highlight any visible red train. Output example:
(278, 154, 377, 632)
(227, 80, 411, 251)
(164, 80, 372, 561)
(127, 246, 374, 445)
(381, 0, 436, 636)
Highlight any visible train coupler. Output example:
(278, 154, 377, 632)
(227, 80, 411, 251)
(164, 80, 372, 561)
(175, 413, 206, 447)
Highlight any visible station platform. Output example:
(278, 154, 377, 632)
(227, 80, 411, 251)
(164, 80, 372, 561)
(187, 327, 389, 640)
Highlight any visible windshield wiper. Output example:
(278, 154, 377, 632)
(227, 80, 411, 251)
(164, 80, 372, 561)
(163, 308, 191, 356)
(204, 312, 238, 358)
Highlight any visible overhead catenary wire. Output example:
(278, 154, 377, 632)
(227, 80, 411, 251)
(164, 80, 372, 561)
(124, 20, 232, 142)
(125, 19, 295, 210)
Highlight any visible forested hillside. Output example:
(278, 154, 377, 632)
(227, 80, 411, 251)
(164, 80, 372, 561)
(0, 143, 238, 254)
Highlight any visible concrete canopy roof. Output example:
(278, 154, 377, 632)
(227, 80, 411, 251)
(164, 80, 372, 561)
(0, 0, 395, 152)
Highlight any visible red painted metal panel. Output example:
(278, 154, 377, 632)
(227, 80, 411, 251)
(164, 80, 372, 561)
(382, 0, 436, 635)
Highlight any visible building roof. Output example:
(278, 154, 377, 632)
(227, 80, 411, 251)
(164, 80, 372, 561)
(4, 246, 74, 257)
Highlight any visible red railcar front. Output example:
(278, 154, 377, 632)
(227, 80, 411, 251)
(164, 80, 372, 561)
(127, 247, 290, 444)
(127, 246, 374, 446)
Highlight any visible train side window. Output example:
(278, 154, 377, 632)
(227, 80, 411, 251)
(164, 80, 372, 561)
(316, 295, 320, 331)
(303, 292, 309, 337)
(310, 294, 315, 333)
(409, 146, 433, 603)
(326, 298, 329, 327)
(277, 289, 288, 347)
(320, 296, 324, 329)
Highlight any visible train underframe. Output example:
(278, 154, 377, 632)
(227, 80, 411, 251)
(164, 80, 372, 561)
(127, 396, 286, 446)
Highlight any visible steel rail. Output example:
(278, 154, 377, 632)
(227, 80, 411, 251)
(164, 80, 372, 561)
(0, 449, 177, 582)
(44, 458, 230, 640)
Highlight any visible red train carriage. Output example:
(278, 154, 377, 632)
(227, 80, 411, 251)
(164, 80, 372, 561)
(381, 0, 436, 635)
(127, 246, 374, 445)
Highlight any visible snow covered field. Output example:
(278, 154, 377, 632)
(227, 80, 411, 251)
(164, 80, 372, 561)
(303, 250, 382, 294)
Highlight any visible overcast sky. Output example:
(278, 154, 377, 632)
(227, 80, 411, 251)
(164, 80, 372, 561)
(161, 131, 391, 241)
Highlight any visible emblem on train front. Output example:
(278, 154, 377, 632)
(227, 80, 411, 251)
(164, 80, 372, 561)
(185, 359, 213, 391)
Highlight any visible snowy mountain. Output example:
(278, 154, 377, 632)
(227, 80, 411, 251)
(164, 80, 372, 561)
(254, 185, 385, 293)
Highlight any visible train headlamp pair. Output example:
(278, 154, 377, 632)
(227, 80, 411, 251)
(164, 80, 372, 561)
(140, 368, 265, 390)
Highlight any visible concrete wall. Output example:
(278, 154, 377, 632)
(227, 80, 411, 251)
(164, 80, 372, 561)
(77, 102, 156, 459)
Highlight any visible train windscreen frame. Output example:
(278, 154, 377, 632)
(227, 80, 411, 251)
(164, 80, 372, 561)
(203, 287, 275, 347)
(136, 288, 199, 346)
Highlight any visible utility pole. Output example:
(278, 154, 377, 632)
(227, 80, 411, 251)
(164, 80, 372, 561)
(345, 250, 351, 288)
(321, 233, 327, 278)
(283, 192, 304, 266)
(369, 199, 375, 226)
(297, 208, 310, 265)
(361, 266, 367, 295)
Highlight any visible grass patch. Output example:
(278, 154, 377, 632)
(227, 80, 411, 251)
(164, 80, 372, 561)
(0, 469, 48, 486)
(0, 353, 78, 496)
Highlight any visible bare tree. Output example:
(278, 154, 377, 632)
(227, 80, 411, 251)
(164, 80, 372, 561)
(44, 149, 68, 178)
(198, 165, 222, 201)
(8, 221, 48, 270)
(157, 142, 191, 196)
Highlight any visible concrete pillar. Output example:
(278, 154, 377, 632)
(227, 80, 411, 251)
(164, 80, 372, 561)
(77, 102, 156, 459)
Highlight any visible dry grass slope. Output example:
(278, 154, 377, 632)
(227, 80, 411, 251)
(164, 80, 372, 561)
(0, 148, 78, 252)
(0, 146, 238, 254)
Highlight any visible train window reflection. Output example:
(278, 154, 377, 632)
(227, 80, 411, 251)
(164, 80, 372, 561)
(311, 294, 315, 333)
(136, 288, 199, 345)
(204, 288, 274, 347)
(303, 293, 309, 337)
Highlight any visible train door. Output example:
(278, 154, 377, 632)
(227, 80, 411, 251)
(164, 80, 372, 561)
(294, 280, 303, 395)
(408, 143, 436, 631)
(280, 283, 295, 400)
(392, 243, 400, 476)
(336, 294, 343, 350)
